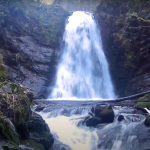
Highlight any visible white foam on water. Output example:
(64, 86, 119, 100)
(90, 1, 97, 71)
(43, 114, 99, 150)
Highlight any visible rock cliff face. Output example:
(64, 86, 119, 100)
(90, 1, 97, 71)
(0, 0, 69, 98)
(45, 0, 150, 97)
(1, 0, 150, 98)
(0, 1, 69, 148)
(95, 0, 150, 96)
(53, 0, 101, 11)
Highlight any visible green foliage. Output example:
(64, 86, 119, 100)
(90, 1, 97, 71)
(130, 12, 138, 17)
(137, 94, 150, 102)
(0, 54, 7, 82)
(0, 116, 19, 146)
(0, 82, 30, 127)
(136, 102, 150, 109)
(135, 94, 150, 108)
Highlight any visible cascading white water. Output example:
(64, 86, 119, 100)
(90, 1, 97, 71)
(39, 11, 149, 150)
(39, 101, 148, 150)
(50, 11, 115, 99)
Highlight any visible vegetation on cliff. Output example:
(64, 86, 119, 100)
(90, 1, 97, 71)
(0, 0, 69, 149)
(96, 0, 150, 95)
(0, 0, 69, 98)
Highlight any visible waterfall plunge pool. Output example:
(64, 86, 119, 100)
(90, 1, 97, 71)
(37, 11, 150, 150)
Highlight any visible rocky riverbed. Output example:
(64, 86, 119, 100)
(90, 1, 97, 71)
(1, 0, 150, 150)
(33, 99, 150, 150)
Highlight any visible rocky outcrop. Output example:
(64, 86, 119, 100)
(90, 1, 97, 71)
(0, 0, 70, 98)
(28, 113, 54, 150)
(118, 115, 124, 122)
(0, 80, 54, 150)
(53, 0, 101, 11)
(95, 0, 150, 97)
(85, 105, 115, 127)
(135, 94, 150, 109)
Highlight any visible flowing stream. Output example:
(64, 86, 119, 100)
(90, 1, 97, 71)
(39, 11, 150, 150)
(38, 101, 149, 150)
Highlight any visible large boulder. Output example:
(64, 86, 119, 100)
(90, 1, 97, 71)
(0, 114, 19, 145)
(28, 113, 54, 150)
(86, 105, 115, 127)
(0, 82, 31, 140)
(95, 105, 115, 123)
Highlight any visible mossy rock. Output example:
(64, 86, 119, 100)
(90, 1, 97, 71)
(9, 83, 23, 94)
(28, 113, 54, 149)
(0, 92, 30, 140)
(0, 64, 7, 82)
(136, 94, 150, 102)
(95, 105, 114, 123)
(1, 142, 20, 150)
(0, 54, 7, 82)
(135, 102, 150, 109)
(13, 94, 30, 126)
(20, 140, 44, 150)
(0, 116, 19, 146)
(135, 94, 150, 108)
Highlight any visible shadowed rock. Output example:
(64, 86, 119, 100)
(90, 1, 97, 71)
(144, 115, 150, 127)
(86, 105, 115, 127)
(28, 113, 54, 150)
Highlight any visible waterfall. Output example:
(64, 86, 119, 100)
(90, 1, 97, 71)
(50, 11, 115, 99)
(38, 11, 148, 150)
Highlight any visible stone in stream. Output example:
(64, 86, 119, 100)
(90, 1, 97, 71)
(144, 115, 150, 127)
(95, 105, 115, 123)
(35, 105, 45, 112)
(86, 117, 102, 127)
(118, 115, 124, 122)
(86, 105, 115, 127)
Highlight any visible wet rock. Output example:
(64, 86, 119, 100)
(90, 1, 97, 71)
(88, 112, 94, 117)
(118, 115, 124, 122)
(144, 115, 150, 127)
(19, 140, 44, 150)
(0, 2, 69, 98)
(19, 145, 34, 150)
(86, 105, 115, 127)
(0, 142, 20, 150)
(136, 107, 149, 114)
(0, 116, 19, 145)
(86, 117, 102, 127)
(28, 113, 54, 149)
(95, 105, 115, 123)
(35, 105, 45, 112)
(26, 92, 34, 103)
(0, 84, 31, 140)
(91, 106, 94, 113)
